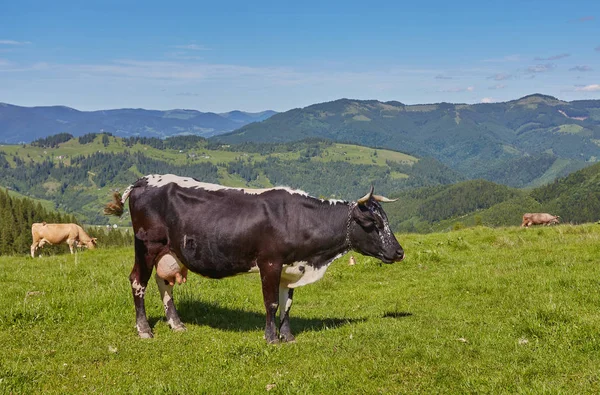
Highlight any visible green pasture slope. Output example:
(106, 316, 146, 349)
(2, 224, 600, 393)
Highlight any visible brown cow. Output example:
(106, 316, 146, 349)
(31, 222, 97, 257)
(521, 213, 560, 228)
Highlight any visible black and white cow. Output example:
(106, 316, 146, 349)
(105, 174, 404, 343)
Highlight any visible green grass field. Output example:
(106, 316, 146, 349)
(2, 224, 600, 393)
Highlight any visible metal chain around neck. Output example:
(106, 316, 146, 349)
(346, 202, 357, 251)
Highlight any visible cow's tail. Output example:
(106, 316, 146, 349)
(104, 184, 134, 217)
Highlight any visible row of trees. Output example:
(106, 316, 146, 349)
(31, 133, 73, 148)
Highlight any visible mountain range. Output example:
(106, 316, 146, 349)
(2, 94, 600, 188)
(216, 94, 600, 187)
(0, 102, 277, 143)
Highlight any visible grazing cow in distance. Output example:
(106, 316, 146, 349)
(31, 222, 97, 257)
(104, 174, 404, 343)
(521, 213, 560, 228)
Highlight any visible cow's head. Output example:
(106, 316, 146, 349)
(82, 238, 98, 250)
(348, 187, 404, 263)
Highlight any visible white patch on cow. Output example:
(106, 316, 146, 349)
(132, 279, 146, 298)
(144, 174, 309, 197)
(167, 318, 177, 328)
(321, 199, 347, 205)
(381, 221, 393, 244)
(155, 273, 173, 312)
(120, 184, 134, 204)
(278, 286, 292, 317)
(281, 254, 344, 288)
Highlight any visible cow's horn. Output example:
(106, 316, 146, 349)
(357, 186, 374, 205)
(373, 195, 397, 203)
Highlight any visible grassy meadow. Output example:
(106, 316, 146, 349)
(1, 224, 600, 393)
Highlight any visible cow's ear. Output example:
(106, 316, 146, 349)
(352, 204, 376, 228)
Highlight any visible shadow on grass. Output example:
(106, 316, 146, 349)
(151, 299, 371, 335)
(382, 311, 413, 318)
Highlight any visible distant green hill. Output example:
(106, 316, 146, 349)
(216, 94, 600, 187)
(3, 132, 599, 233)
(385, 161, 600, 232)
(0, 134, 461, 225)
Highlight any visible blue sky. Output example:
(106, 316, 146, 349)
(1, 0, 599, 112)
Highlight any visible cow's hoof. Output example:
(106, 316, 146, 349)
(138, 331, 154, 339)
(280, 334, 296, 343)
(172, 325, 187, 332)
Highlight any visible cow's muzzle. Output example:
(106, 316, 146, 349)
(380, 248, 404, 264)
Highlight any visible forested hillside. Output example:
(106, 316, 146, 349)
(0, 133, 461, 225)
(216, 94, 600, 187)
(385, 162, 600, 232)
(2, 132, 599, 235)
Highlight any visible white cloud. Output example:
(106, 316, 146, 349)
(575, 84, 600, 92)
(488, 84, 507, 90)
(0, 61, 48, 72)
(481, 97, 495, 103)
(440, 86, 474, 93)
(534, 53, 569, 61)
(569, 65, 593, 72)
(173, 44, 210, 51)
(526, 64, 555, 73)
(0, 40, 31, 45)
(488, 73, 512, 81)
(481, 55, 521, 63)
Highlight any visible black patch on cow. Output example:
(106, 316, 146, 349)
(134, 177, 149, 188)
(183, 236, 196, 250)
(298, 265, 305, 273)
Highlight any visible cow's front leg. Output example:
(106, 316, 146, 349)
(259, 262, 283, 344)
(278, 286, 295, 342)
(67, 239, 75, 254)
(154, 273, 186, 332)
(30, 243, 37, 258)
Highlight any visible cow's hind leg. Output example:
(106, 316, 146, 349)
(278, 286, 295, 343)
(130, 238, 156, 338)
(154, 273, 186, 332)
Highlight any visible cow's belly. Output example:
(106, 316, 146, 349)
(38, 235, 70, 244)
(246, 261, 330, 288)
(281, 262, 330, 288)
